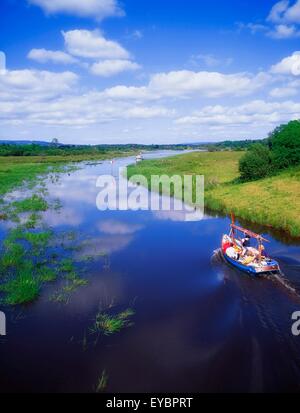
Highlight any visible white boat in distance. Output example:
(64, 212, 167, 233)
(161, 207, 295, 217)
(136, 153, 144, 162)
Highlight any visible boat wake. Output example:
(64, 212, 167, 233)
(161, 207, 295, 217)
(269, 271, 298, 296)
(212, 248, 300, 301)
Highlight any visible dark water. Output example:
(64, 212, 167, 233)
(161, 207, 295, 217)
(1, 151, 300, 393)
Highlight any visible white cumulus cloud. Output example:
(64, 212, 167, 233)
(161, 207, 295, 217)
(0, 69, 78, 100)
(28, 48, 78, 64)
(271, 51, 300, 75)
(63, 29, 130, 59)
(28, 0, 124, 20)
(285, 0, 300, 23)
(268, 23, 300, 38)
(269, 86, 298, 97)
(98, 70, 270, 101)
(267, 0, 290, 23)
(242, 1, 300, 39)
(147, 70, 270, 98)
(90, 59, 141, 77)
(175, 100, 300, 127)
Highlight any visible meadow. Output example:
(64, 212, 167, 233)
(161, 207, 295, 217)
(0, 151, 134, 196)
(127, 151, 300, 237)
(0, 151, 133, 306)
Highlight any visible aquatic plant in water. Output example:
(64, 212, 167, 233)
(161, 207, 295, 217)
(50, 278, 88, 304)
(90, 309, 135, 336)
(96, 370, 108, 393)
(0, 261, 40, 305)
(0, 166, 95, 306)
(11, 195, 49, 213)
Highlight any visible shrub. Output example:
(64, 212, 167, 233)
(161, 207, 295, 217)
(239, 143, 273, 181)
(269, 120, 300, 169)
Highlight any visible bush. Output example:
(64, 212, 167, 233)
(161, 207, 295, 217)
(239, 143, 273, 181)
(269, 120, 300, 169)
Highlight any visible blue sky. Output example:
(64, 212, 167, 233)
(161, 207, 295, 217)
(1, 0, 300, 144)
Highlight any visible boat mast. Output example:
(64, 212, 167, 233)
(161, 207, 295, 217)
(230, 213, 236, 244)
(258, 237, 262, 264)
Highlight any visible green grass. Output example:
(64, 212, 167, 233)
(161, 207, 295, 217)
(50, 278, 88, 304)
(96, 370, 108, 393)
(8, 228, 52, 250)
(0, 158, 51, 196)
(0, 228, 53, 304)
(0, 222, 91, 306)
(11, 195, 48, 213)
(24, 213, 41, 229)
(0, 151, 119, 306)
(37, 267, 57, 282)
(207, 166, 300, 237)
(59, 258, 74, 273)
(1, 242, 25, 270)
(128, 151, 241, 188)
(128, 151, 300, 237)
(0, 152, 135, 196)
(0, 261, 40, 305)
(91, 309, 135, 336)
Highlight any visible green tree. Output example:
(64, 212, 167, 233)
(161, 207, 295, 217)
(269, 120, 300, 169)
(239, 143, 273, 181)
(51, 138, 59, 147)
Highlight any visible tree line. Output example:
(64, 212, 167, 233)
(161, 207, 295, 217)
(239, 120, 300, 181)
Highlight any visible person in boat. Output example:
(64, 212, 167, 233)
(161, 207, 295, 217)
(255, 244, 266, 263)
(222, 238, 232, 254)
(241, 244, 266, 266)
(242, 235, 251, 248)
(226, 244, 241, 261)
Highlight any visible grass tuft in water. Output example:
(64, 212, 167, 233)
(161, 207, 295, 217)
(96, 370, 108, 393)
(24, 212, 41, 229)
(50, 277, 88, 304)
(1, 242, 25, 270)
(11, 195, 49, 213)
(91, 309, 135, 336)
(0, 261, 39, 305)
(37, 267, 57, 282)
(59, 259, 74, 273)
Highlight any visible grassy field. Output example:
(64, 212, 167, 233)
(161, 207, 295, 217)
(0, 151, 134, 196)
(127, 151, 300, 237)
(0, 150, 138, 305)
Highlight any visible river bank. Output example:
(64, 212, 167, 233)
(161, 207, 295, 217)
(127, 151, 300, 237)
(0, 151, 136, 196)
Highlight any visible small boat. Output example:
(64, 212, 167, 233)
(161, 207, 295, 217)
(221, 215, 280, 276)
(136, 153, 144, 162)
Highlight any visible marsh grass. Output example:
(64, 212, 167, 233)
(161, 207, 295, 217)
(0, 226, 54, 304)
(37, 267, 57, 282)
(128, 151, 300, 237)
(0, 156, 102, 306)
(6, 227, 53, 251)
(50, 278, 88, 304)
(0, 152, 134, 197)
(59, 258, 74, 273)
(90, 309, 135, 336)
(0, 223, 89, 305)
(0, 261, 39, 305)
(11, 195, 48, 213)
(1, 242, 25, 270)
(96, 370, 108, 393)
(0, 223, 91, 306)
(24, 213, 41, 229)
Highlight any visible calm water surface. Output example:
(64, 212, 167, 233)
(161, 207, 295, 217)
(1, 151, 300, 393)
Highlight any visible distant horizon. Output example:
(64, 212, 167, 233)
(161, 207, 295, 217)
(1, 0, 300, 144)
(0, 137, 264, 146)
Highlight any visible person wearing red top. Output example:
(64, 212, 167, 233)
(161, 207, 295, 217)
(222, 240, 232, 254)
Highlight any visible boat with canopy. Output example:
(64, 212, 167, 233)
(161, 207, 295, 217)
(221, 215, 280, 276)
